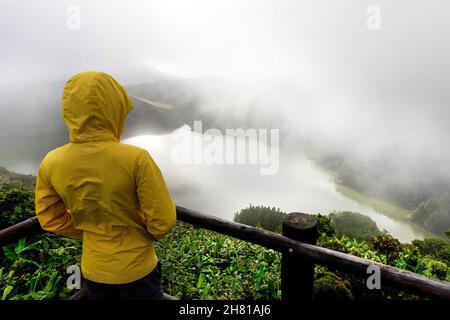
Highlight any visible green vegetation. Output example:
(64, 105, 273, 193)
(412, 237, 450, 265)
(1, 234, 81, 300)
(1, 185, 449, 300)
(329, 211, 382, 241)
(313, 266, 353, 300)
(0, 189, 80, 300)
(0, 167, 37, 229)
(155, 223, 281, 299)
(0, 187, 35, 229)
(316, 218, 449, 299)
(233, 204, 285, 232)
(314, 152, 450, 236)
(0, 166, 35, 190)
(412, 195, 450, 235)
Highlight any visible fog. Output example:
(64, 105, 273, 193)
(2, 0, 450, 165)
(1, 1, 449, 237)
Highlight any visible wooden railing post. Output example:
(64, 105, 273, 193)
(281, 212, 318, 300)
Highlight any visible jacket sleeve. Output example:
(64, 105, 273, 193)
(35, 162, 82, 240)
(136, 149, 176, 240)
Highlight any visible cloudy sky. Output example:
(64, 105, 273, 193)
(1, 0, 449, 173)
(2, 0, 449, 82)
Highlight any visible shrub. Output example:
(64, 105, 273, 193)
(0, 187, 35, 229)
(314, 214, 336, 240)
(233, 205, 285, 232)
(422, 259, 448, 280)
(313, 267, 353, 300)
(412, 238, 450, 265)
(330, 211, 381, 241)
(371, 235, 403, 265)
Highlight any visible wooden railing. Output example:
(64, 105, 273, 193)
(1, 206, 449, 300)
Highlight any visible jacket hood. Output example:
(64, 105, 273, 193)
(62, 71, 133, 143)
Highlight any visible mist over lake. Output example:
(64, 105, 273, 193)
(3, 126, 433, 243)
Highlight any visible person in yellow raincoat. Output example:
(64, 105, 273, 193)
(35, 71, 177, 299)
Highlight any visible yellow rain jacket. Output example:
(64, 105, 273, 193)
(35, 71, 176, 284)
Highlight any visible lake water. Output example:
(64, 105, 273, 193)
(2, 125, 433, 242)
(123, 126, 433, 243)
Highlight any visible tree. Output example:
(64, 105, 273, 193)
(0, 187, 35, 229)
(233, 205, 286, 232)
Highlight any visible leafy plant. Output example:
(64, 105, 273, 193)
(1, 285, 13, 300)
(313, 267, 353, 300)
(372, 235, 403, 264)
(155, 222, 281, 299)
(0, 187, 35, 229)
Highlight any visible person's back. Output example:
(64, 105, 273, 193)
(35, 71, 176, 299)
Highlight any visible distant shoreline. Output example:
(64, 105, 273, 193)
(310, 161, 443, 240)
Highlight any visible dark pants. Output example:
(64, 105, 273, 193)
(87, 262, 164, 300)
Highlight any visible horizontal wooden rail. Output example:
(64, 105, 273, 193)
(0, 216, 40, 246)
(1, 207, 450, 299)
(68, 284, 89, 300)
